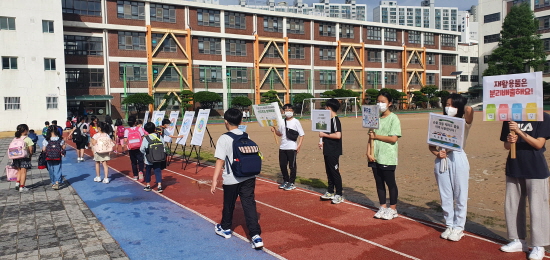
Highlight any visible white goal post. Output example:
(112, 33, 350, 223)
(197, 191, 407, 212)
(300, 97, 358, 118)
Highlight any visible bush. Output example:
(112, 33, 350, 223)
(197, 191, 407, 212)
(231, 96, 252, 110)
(194, 91, 222, 109)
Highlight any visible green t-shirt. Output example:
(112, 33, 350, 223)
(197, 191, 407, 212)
(373, 112, 401, 166)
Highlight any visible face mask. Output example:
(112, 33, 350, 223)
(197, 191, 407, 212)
(377, 102, 388, 113)
(284, 111, 294, 118)
(445, 107, 458, 117)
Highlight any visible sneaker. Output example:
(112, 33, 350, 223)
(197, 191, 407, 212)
(102, 178, 110, 184)
(374, 207, 387, 219)
(500, 239, 528, 253)
(19, 187, 29, 192)
(52, 183, 59, 190)
(284, 183, 296, 191)
(331, 195, 344, 204)
(138, 172, 144, 183)
(133, 176, 138, 180)
(279, 182, 288, 189)
(382, 208, 398, 220)
(93, 176, 101, 182)
(15, 183, 20, 191)
(529, 246, 545, 260)
(448, 228, 464, 241)
(215, 224, 231, 239)
(157, 186, 164, 193)
(143, 186, 152, 192)
(441, 227, 453, 240)
(320, 192, 335, 200)
(251, 235, 264, 249)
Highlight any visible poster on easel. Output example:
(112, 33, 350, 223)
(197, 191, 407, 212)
(152, 111, 166, 127)
(143, 111, 150, 123)
(362, 105, 380, 129)
(252, 102, 283, 127)
(427, 113, 466, 152)
(176, 111, 195, 146)
(164, 111, 180, 143)
(311, 110, 332, 132)
(190, 109, 210, 146)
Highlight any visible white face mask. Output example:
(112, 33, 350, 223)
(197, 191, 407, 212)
(377, 102, 388, 113)
(445, 106, 458, 117)
(284, 111, 294, 118)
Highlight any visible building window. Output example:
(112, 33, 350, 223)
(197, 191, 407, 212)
(118, 31, 146, 50)
(64, 35, 103, 56)
(264, 16, 283, 32)
(319, 71, 336, 84)
(319, 22, 336, 37)
(62, 0, 101, 16)
(441, 34, 455, 47)
(460, 75, 468, 82)
(484, 34, 500, 44)
(47, 97, 58, 109)
(42, 20, 54, 33)
(385, 72, 398, 85)
(408, 31, 421, 44)
(66, 68, 104, 87)
(544, 38, 550, 51)
(227, 67, 248, 83)
(367, 71, 382, 85)
(341, 49, 354, 61)
(199, 66, 222, 83)
(442, 54, 455, 65)
(150, 4, 176, 23)
(385, 50, 398, 63)
(426, 73, 435, 85)
(44, 58, 56, 71)
(340, 24, 354, 39)
(540, 16, 550, 29)
(117, 1, 145, 20)
(484, 12, 500, 23)
(4, 97, 20, 110)
(427, 53, 435, 65)
(367, 26, 381, 40)
(119, 63, 147, 81)
(442, 78, 456, 91)
(319, 47, 336, 60)
(460, 56, 468, 63)
(226, 39, 247, 56)
(264, 42, 283, 58)
(484, 55, 490, 63)
(289, 44, 305, 59)
(198, 9, 220, 27)
(152, 34, 177, 52)
(291, 69, 306, 84)
(287, 18, 304, 34)
(225, 12, 245, 29)
(410, 54, 420, 64)
(152, 66, 179, 82)
(385, 28, 397, 42)
(470, 75, 479, 82)
(425, 33, 434, 45)
(368, 49, 382, 62)
(198, 37, 221, 55)
(1, 57, 17, 70)
(470, 57, 478, 63)
(0, 17, 15, 30)
(343, 71, 355, 85)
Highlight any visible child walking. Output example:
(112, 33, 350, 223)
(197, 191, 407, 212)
(428, 94, 473, 240)
(91, 122, 114, 183)
(115, 119, 126, 155)
(319, 98, 344, 204)
(211, 108, 263, 249)
(125, 116, 145, 182)
(272, 104, 305, 191)
(11, 124, 34, 192)
(499, 113, 550, 260)
(367, 92, 402, 220)
(140, 122, 165, 193)
(43, 125, 66, 190)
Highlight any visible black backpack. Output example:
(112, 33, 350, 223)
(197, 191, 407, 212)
(45, 139, 63, 161)
(225, 132, 262, 177)
(72, 124, 84, 143)
(144, 135, 166, 163)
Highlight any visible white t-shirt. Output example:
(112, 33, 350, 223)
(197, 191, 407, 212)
(214, 128, 256, 185)
(278, 118, 305, 150)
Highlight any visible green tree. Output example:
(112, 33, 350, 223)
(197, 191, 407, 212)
(321, 90, 336, 98)
(179, 90, 194, 110)
(365, 88, 380, 105)
(333, 89, 360, 97)
(484, 2, 546, 76)
(122, 93, 154, 116)
(379, 88, 401, 102)
(421, 85, 438, 98)
(291, 93, 314, 113)
(260, 90, 281, 105)
(231, 96, 252, 111)
(412, 91, 428, 107)
(194, 91, 222, 109)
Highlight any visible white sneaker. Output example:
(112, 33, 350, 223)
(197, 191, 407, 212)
(448, 228, 464, 241)
(320, 192, 335, 200)
(331, 195, 344, 204)
(441, 227, 453, 239)
(374, 207, 387, 219)
(251, 235, 264, 249)
(93, 176, 101, 182)
(382, 208, 398, 220)
(102, 178, 110, 184)
(500, 239, 528, 253)
(529, 246, 545, 260)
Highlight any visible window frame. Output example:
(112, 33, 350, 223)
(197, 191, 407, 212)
(64, 35, 103, 56)
(441, 34, 455, 47)
(150, 3, 176, 23)
(319, 46, 336, 61)
(225, 12, 246, 30)
(226, 39, 247, 57)
(198, 37, 222, 55)
(368, 49, 382, 62)
(263, 16, 283, 32)
(385, 28, 397, 42)
(118, 31, 146, 51)
(442, 54, 455, 65)
(66, 68, 105, 88)
(42, 20, 54, 33)
(408, 31, 421, 44)
(198, 9, 221, 27)
(4, 97, 21, 110)
(199, 66, 222, 83)
(385, 72, 398, 85)
(2, 57, 17, 70)
(44, 58, 56, 71)
(424, 32, 434, 45)
(227, 67, 248, 83)
(287, 18, 304, 35)
(339, 24, 354, 39)
(116, 0, 145, 20)
(319, 22, 336, 37)
(152, 33, 177, 52)
(0, 17, 16, 30)
(62, 0, 102, 16)
(46, 97, 58, 109)
(366, 26, 381, 40)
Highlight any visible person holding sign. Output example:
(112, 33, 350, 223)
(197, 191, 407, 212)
(318, 99, 344, 204)
(428, 94, 473, 241)
(271, 104, 305, 191)
(366, 92, 402, 220)
(498, 113, 550, 259)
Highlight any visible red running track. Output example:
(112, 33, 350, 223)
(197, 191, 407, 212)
(73, 142, 548, 260)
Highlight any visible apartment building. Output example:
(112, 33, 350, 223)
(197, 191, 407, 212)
(373, 0, 458, 32)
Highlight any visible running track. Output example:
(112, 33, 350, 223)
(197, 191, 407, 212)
(64, 138, 548, 260)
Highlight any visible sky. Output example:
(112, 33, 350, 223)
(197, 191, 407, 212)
(218, 0, 479, 21)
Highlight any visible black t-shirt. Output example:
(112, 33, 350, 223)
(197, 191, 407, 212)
(323, 116, 342, 156)
(499, 112, 550, 179)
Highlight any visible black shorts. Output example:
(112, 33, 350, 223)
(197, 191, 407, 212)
(75, 141, 88, 149)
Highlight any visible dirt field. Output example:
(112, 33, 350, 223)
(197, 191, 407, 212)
(196, 111, 550, 241)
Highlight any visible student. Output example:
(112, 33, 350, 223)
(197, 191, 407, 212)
(42, 121, 50, 138)
(69, 116, 88, 162)
(65, 117, 73, 130)
(499, 113, 550, 260)
(105, 115, 115, 140)
(43, 125, 66, 190)
(210, 108, 263, 249)
(428, 94, 472, 239)
(115, 119, 126, 155)
(318, 99, 344, 204)
(140, 122, 165, 192)
(89, 121, 97, 138)
(125, 116, 145, 182)
(12, 124, 34, 192)
(366, 92, 402, 220)
(271, 104, 305, 191)
(91, 122, 113, 183)
(51, 120, 64, 136)
(27, 129, 38, 154)
(158, 118, 183, 161)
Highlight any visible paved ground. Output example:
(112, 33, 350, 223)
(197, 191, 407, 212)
(0, 138, 128, 260)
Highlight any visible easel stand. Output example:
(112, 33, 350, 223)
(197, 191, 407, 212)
(184, 145, 202, 174)
(206, 127, 216, 148)
(179, 131, 194, 169)
(166, 125, 180, 166)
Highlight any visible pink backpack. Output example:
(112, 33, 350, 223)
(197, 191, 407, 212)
(94, 134, 114, 154)
(8, 137, 27, 159)
(116, 125, 126, 138)
(127, 128, 143, 150)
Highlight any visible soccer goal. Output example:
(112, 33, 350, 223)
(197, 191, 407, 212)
(300, 97, 359, 118)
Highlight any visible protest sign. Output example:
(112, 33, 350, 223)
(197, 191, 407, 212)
(163, 111, 180, 143)
(252, 102, 283, 127)
(427, 113, 466, 152)
(176, 111, 195, 146)
(483, 71, 543, 121)
(190, 109, 210, 146)
(311, 110, 332, 132)
(143, 111, 150, 123)
(152, 111, 166, 127)
(362, 105, 380, 129)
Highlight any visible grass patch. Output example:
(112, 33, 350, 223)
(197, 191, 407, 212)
(175, 150, 217, 164)
(296, 177, 328, 189)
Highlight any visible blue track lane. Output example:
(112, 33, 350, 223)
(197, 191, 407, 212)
(61, 144, 275, 260)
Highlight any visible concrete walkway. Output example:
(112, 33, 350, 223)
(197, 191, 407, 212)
(0, 137, 128, 260)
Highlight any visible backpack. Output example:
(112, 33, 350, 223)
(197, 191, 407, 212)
(8, 137, 28, 159)
(94, 134, 114, 154)
(72, 123, 85, 143)
(116, 125, 126, 138)
(144, 135, 166, 163)
(224, 132, 262, 177)
(38, 152, 47, 169)
(127, 128, 143, 150)
(5, 165, 17, 182)
(42, 126, 48, 137)
(45, 139, 63, 161)
(28, 132, 38, 144)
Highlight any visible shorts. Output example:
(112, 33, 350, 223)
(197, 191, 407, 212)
(94, 152, 111, 162)
(11, 158, 32, 169)
(116, 137, 125, 145)
(75, 141, 88, 150)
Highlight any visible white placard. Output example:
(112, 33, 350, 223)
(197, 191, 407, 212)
(311, 110, 332, 132)
(176, 111, 195, 146)
(427, 113, 466, 152)
(362, 105, 380, 129)
(252, 102, 283, 127)
(143, 111, 150, 123)
(152, 111, 166, 127)
(190, 109, 210, 146)
(163, 111, 180, 143)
